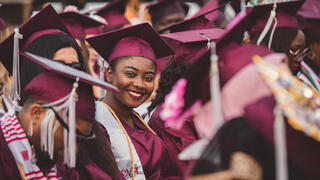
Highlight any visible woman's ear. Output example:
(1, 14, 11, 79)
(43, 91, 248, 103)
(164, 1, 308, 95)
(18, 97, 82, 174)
(106, 67, 113, 83)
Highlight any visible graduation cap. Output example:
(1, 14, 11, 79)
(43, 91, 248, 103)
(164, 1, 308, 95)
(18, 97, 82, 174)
(161, 28, 226, 65)
(59, 11, 105, 40)
(0, 5, 73, 102)
(94, 0, 130, 31)
(249, 0, 305, 42)
(86, 22, 173, 64)
(297, 0, 320, 41)
(158, 4, 226, 33)
(0, 5, 71, 75)
(147, 0, 188, 23)
(182, 6, 273, 110)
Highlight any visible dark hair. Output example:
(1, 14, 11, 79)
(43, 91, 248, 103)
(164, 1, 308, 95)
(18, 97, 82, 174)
(147, 59, 189, 114)
(76, 121, 118, 179)
(20, 33, 83, 105)
(253, 27, 298, 53)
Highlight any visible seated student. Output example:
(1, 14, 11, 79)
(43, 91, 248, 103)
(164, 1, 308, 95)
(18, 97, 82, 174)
(147, 0, 188, 31)
(249, 0, 306, 75)
(0, 69, 114, 179)
(296, 0, 320, 91)
(87, 23, 181, 179)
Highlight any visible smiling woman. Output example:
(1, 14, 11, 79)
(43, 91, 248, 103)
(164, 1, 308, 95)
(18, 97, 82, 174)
(87, 23, 181, 179)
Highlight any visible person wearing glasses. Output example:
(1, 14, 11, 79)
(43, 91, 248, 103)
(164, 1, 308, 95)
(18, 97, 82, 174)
(296, 0, 320, 91)
(87, 23, 180, 179)
(250, 2, 306, 75)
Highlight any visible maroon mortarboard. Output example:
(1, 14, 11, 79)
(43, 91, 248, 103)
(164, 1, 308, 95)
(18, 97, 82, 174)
(249, 0, 305, 37)
(159, 4, 225, 33)
(0, 17, 7, 31)
(86, 22, 173, 64)
(95, 0, 130, 31)
(147, 0, 187, 23)
(161, 28, 226, 65)
(0, 5, 72, 75)
(297, 0, 320, 41)
(60, 11, 105, 40)
(24, 69, 99, 167)
(218, 43, 271, 86)
(245, 96, 320, 179)
(183, 42, 271, 110)
(216, 0, 304, 51)
(24, 71, 96, 123)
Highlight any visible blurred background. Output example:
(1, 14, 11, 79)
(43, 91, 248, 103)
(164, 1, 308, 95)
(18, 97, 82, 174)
(0, 0, 204, 41)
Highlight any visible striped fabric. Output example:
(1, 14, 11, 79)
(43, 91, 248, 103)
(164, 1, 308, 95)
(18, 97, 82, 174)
(297, 61, 320, 91)
(1, 111, 57, 180)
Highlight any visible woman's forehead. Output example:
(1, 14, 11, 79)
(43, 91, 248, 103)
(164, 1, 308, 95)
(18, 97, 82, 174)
(114, 56, 156, 72)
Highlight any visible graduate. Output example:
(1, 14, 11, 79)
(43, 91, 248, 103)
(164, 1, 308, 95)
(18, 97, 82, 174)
(0, 58, 117, 179)
(296, 0, 320, 91)
(91, 0, 130, 32)
(147, 0, 188, 31)
(87, 23, 181, 179)
(0, 5, 86, 104)
(249, 0, 306, 75)
(145, 28, 225, 175)
(158, 4, 221, 34)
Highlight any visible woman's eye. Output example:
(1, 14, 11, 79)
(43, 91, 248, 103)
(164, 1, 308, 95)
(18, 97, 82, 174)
(125, 72, 136, 78)
(144, 76, 154, 82)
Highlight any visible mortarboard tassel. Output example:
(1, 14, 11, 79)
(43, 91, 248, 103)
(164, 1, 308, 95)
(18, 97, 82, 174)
(256, 1, 277, 49)
(274, 105, 288, 180)
(198, 34, 224, 130)
(210, 41, 224, 130)
(98, 56, 106, 98)
(10, 28, 23, 103)
(41, 78, 79, 168)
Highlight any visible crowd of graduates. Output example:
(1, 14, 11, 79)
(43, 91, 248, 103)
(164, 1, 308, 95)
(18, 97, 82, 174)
(0, 0, 319, 179)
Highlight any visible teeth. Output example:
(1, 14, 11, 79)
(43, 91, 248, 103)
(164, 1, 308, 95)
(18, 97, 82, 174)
(128, 91, 142, 97)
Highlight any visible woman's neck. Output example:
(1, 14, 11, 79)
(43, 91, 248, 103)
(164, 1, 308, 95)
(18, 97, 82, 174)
(103, 93, 134, 126)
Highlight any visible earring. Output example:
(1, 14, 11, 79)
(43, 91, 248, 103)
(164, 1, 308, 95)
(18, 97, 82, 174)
(28, 121, 33, 137)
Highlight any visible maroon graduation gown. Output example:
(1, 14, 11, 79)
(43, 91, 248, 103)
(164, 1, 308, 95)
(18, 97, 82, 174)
(100, 112, 181, 179)
(148, 106, 198, 176)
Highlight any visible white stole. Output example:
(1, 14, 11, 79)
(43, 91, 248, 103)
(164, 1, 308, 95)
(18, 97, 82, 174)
(95, 101, 146, 180)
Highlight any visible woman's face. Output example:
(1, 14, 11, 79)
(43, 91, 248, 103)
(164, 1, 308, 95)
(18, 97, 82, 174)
(53, 47, 79, 64)
(107, 57, 156, 108)
(288, 30, 306, 74)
